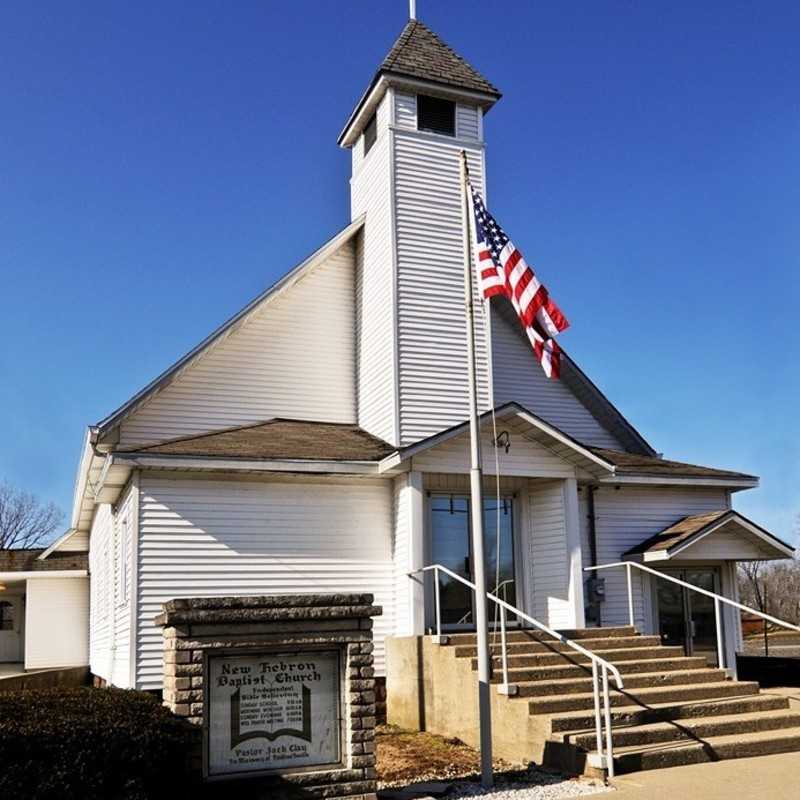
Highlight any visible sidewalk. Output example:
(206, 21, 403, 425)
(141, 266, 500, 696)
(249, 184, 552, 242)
(608, 751, 800, 799)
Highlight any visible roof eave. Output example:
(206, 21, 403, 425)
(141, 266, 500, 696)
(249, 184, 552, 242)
(338, 70, 500, 148)
(110, 452, 382, 476)
(598, 473, 759, 490)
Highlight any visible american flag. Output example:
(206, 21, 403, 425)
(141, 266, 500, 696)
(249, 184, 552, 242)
(469, 181, 569, 379)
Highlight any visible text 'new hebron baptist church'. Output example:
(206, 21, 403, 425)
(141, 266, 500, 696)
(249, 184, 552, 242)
(1, 12, 795, 771)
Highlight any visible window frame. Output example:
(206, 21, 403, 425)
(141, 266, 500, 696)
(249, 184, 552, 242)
(425, 492, 520, 629)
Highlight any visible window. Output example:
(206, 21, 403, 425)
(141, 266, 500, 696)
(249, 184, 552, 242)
(417, 95, 456, 136)
(0, 600, 14, 631)
(363, 113, 377, 156)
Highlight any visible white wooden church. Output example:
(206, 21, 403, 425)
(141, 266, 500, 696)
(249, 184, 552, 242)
(6, 16, 793, 700)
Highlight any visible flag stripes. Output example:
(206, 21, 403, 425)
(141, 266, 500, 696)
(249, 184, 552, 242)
(468, 181, 569, 379)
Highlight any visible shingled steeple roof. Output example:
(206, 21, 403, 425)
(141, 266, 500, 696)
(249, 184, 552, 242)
(339, 19, 501, 146)
(380, 20, 501, 98)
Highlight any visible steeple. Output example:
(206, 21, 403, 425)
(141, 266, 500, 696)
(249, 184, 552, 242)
(346, 19, 497, 447)
(339, 20, 500, 147)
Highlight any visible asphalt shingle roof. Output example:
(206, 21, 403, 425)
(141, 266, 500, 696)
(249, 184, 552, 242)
(379, 20, 501, 97)
(0, 549, 88, 572)
(588, 448, 758, 481)
(122, 419, 395, 462)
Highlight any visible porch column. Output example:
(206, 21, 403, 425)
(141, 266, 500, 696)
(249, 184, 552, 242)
(407, 470, 426, 635)
(564, 478, 586, 629)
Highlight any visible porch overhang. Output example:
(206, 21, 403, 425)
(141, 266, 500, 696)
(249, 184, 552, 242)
(623, 509, 795, 563)
(378, 402, 616, 478)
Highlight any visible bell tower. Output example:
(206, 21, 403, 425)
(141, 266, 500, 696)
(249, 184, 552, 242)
(339, 18, 502, 447)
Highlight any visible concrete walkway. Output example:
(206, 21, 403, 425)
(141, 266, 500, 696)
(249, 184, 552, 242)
(0, 663, 25, 679)
(607, 751, 800, 799)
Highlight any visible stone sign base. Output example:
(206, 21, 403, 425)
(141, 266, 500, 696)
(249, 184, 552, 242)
(155, 593, 381, 800)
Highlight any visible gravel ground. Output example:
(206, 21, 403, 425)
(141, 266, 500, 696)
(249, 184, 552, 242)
(437, 771, 609, 800)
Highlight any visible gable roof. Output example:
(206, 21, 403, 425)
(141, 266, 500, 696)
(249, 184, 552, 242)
(90, 216, 364, 443)
(380, 20, 501, 98)
(119, 419, 394, 462)
(623, 509, 794, 561)
(381, 402, 618, 478)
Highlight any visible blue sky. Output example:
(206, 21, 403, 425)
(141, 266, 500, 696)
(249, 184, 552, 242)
(1, 1, 798, 542)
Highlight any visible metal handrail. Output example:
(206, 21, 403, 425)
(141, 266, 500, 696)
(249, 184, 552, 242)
(409, 563, 623, 777)
(584, 561, 800, 670)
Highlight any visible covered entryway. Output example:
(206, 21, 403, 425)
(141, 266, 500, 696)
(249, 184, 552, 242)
(624, 508, 796, 671)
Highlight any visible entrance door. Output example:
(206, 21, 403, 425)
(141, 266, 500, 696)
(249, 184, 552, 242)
(0, 596, 23, 662)
(429, 495, 518, 628)
(654, 568, 722, 666)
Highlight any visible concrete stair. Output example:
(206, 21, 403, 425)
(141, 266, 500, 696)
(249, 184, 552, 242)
(443, 626, 800, 775)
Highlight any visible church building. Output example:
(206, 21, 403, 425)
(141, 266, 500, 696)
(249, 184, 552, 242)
(22, 16, 792, 701)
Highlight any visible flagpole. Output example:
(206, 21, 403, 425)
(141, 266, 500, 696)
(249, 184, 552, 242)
(459, 150, 493, 789)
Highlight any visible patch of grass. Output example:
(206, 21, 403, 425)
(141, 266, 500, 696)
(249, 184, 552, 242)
(376, 724, 514, 787)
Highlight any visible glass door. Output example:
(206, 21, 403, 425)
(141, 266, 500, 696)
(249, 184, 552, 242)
(654, 568, 722, 666)
(685, 569, 721, 666)
(429, 494, 518, 628)
(430, 496, 473, 626)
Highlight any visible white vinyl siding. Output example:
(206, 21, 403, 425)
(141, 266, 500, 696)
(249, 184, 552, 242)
(527, 480, 573, 629)
(135, 475, 395, 690)
(89, 503, 113, 681)
(395, 92, 416, 130)
(54, 530, 89, 552)
(456, 104, 480, 141)
(352, 92, 397, 444)
(110, 485, 135, 687)
(410, 426, 575, 479)
(118, 240, 358, 446)
(394, 131, 489, 444)
(672, 526, 777, 560)
(491, 305, 624, 449)
(24, 577, 89, 669)
(592, 485, 728, 628)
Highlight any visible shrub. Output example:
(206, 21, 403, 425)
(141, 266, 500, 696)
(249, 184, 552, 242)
(0, 687, 196, 799)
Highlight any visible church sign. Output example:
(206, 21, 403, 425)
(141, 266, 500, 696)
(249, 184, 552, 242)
(205, 649, 342, 779)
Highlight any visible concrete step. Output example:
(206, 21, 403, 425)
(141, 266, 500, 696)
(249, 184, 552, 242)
(567, 709, 800, 750)
(512, 668, 726, 698)
(612, 727, 800, 773)
(548, 692, 789, 733)
(447, 626, 637, 646)
(529, 680, 759, 715)
(454, 635, 662, 660)
(493, 656, 709, 684)
(490, 645, 686, 670)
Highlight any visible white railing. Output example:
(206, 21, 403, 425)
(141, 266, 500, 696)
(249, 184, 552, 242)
(409, 564, 624, 777)
(584, 561, 800, 670)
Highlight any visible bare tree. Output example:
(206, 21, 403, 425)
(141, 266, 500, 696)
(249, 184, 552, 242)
(0, 480, 64, 550)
